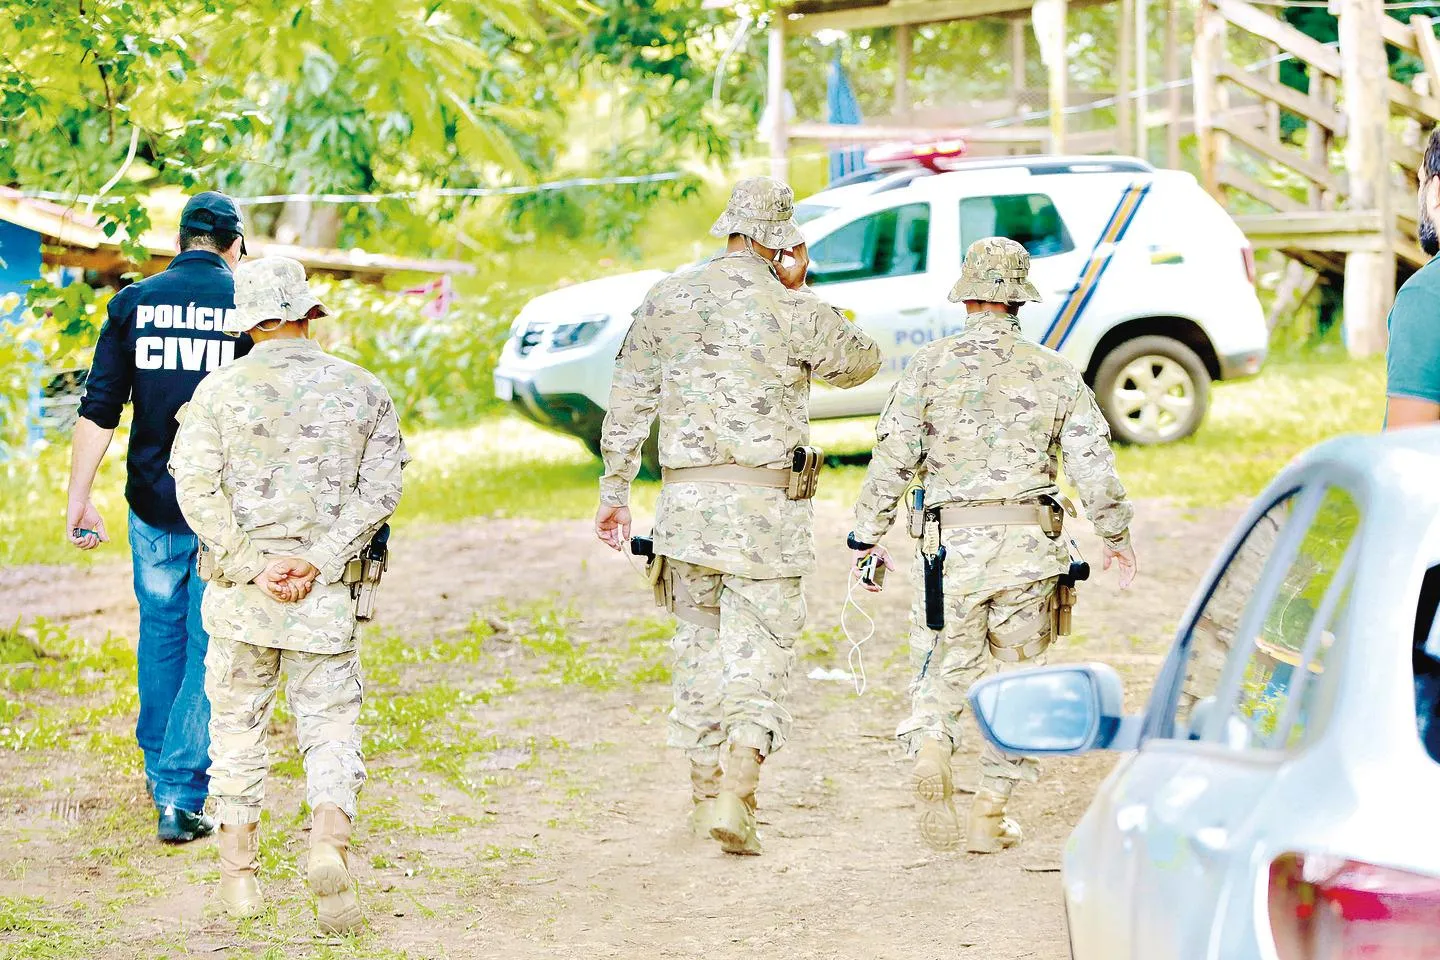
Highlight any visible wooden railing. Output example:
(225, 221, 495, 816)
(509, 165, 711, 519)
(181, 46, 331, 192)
(1195, 0, 1440, 351)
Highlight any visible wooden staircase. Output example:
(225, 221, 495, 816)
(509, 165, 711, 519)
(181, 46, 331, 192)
(1195, 0, 1440, 350)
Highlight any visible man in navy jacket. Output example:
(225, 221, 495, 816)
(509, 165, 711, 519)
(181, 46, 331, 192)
(67, 192, 252, 842)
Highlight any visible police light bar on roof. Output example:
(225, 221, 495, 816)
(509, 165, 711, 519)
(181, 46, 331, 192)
(864, 138, 969, 172)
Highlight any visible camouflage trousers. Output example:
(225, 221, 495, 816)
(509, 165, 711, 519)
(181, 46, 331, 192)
(204, 636, 366, 825)
(665, 560, 806, 761)
(898, 577, 1058, 783)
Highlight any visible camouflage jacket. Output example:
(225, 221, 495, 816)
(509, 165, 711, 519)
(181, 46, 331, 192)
(601, 251, 881, 579)
(853, 310, 1132, 593)
(170, 338, 408, 653)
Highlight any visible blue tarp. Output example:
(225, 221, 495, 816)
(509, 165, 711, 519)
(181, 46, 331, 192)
(826, 50, 868, 184)
(0, 220, 44, 450)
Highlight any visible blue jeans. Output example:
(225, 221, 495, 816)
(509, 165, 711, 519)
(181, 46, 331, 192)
(129, 510, 211, 812)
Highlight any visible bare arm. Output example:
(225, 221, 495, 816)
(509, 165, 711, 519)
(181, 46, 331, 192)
(1385, 396, 1440, 430)
(67, 417, 115, 549)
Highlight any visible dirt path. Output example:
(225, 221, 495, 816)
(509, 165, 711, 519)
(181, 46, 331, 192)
(0, 499, 1242, 960)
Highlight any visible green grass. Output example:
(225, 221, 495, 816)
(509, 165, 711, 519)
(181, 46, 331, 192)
(0, 354, 1387, 572)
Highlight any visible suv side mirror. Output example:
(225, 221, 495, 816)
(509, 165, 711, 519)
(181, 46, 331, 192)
(967, 663, 1134, 754)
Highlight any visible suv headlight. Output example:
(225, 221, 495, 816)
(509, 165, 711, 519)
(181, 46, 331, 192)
(551, 314, 610, 351)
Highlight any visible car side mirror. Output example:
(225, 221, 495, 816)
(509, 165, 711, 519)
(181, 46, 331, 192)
(967, 663, 1135, 755)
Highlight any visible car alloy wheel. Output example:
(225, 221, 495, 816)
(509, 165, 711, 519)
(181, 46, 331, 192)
(1110, 354, 1196, 444)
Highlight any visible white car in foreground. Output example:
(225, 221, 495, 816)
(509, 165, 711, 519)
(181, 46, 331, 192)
(493, 155, 1268, 468)
(968, 428, 1440, 959)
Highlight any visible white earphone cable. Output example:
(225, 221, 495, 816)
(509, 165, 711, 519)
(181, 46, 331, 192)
(841, 570, 875, 696)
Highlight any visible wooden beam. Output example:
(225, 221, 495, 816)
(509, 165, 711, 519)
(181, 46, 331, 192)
(1412, 15, 1440, 85)
(1214, 0, 1343, 77)
(789, 0, 1079, 31)
(768, 20, 788, 182)
(1234, 210, 1384, 235)
(1308, 70, 1334, 210)
(1388, 78, 1440, 124)
(1393, 137, 1423, 174)
(1046, 0, 1069, 154)
(1136, 0, 1149, 156)
(1218, 63, 1345, 133)
(1119, 0, 1135, 155)
(1383, 13, 1421, 54)
(1339, 0, 1395, 356)
(1218, 163, 1304, 212)
(787, 121, 1048, 143)
(1215, 114, 1343, 193)
(1397, 236, 1429, 268)
(1266, 44, 1282, 141)
(1166, 0, 1181, 167)
(896, 23, 912, 120)
(1194, 0, 1225, 196)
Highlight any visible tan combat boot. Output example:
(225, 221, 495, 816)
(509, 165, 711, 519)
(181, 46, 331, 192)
(218, 822, 265, 918)
(912, 738, 962, 851)
(710, 743, 763, 856)
(966, 775, 1023, 854)
(689, 759, 723, 838)
(308, 804, 362, 934)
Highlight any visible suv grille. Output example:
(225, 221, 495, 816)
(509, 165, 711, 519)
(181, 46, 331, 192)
(515, 323, 545, 357)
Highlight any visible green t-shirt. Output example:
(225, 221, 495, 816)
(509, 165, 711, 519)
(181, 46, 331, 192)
(1388, 257, 1440, 405)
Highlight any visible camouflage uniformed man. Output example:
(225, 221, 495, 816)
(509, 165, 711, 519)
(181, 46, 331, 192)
(849, 238, 1136, 853)
(170, 257, 407, 931)
(595, 177, 881, 856)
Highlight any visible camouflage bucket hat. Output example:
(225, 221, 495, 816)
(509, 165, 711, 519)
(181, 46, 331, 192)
(948, 237, 1043, 304)
(709, 176, 805, 250)
(226, 256, 329, 335)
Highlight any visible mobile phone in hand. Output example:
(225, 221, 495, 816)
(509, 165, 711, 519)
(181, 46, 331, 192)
(858, 553, 885, 588)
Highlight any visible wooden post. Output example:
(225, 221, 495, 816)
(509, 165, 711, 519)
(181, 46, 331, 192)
(1338, 0, 1394, 356)
(1119, 0, 1135, 154)
(1136, 0, 1149, 160)
(1166, 0, 1181, 167)
(1048, 0, 1068, 153)
(896, 23, 912, 121)
(1193, 0, 1224, 196)
(768, 19, 789, 182)
(1266, 43, 1282, 141)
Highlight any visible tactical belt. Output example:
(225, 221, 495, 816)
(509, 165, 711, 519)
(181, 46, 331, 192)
(662, 464, 789, 488)
(935, 502, 1053, 529)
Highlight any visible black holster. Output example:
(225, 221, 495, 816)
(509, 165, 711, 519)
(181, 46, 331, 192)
(923, 545, 947, 631)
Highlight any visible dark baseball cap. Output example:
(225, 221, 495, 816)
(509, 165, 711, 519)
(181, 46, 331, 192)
(179, 191, 247, 255)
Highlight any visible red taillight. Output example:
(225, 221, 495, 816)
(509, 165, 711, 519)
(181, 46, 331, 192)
(1242, 245, 1257, 286)
(1270, 853, 1440, 960)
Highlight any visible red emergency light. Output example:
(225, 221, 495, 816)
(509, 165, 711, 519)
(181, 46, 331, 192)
(864, 138, 969, 172)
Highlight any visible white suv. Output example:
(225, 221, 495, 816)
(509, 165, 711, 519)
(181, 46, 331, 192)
(494, 156, 1268, 466)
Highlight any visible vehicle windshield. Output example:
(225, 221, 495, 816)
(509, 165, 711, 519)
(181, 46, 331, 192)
(795, 203, 837, 225)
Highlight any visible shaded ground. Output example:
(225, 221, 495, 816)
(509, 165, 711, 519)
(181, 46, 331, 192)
(0, 499, 1241, 960)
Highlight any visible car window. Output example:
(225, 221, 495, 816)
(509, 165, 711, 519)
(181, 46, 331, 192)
(1179, 487, 1360, 750)
(959, 193, 1074, 259)
(794, 202, 836, 225)
(1414, 566, 1440, 763)
(1175, 495, 1293, 739)
(1232, 487, 1358, 750)
(808, 203, 930, 285)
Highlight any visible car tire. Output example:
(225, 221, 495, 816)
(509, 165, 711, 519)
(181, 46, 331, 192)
(583, 424, 661, 480)
(1093, 335, 1211, 445)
